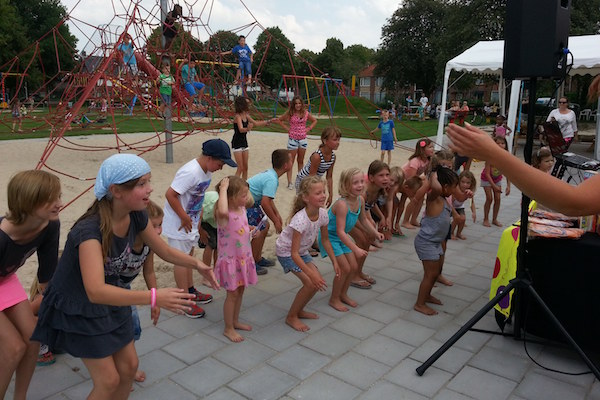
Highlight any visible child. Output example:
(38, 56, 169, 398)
(493, 115, 512, 138)
(100, 98, 108, 120)
(221, 35, 253, 85)
(276, 176, 339, 331)
(319, 168, 383, 311)
(181, 59, 206, 109)
(214, 176, 257, 342)
(247, 149, 293, 275)
(163, 139, 237, 318)
(450, 171, 477, 240)
(295, 126, 341, 207)
(414, 166, 459, 315)
(157, 63, 174, 116)
(32, 154, 219, 398)
(120, 200, 164, 383)
(273, 96, 318, 189)
(402, 138, 434, 229)
(198, 190, 219, 269)
(12, 99, 23, 132)
(481, 135, 511, 227)
(392, 176, 422, 236)
(231, 96, 272, 180)
(532, 146, 554, 174)
(117, 34, 138, 75)
(385, 166, 405, 237)
(29, 278, 56, 367)
(371, 110, 397, 165)
(0, 170, 61, 399)
(162, 4, 183, 50)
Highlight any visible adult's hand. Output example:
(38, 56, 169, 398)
(446, 123, 498, 162)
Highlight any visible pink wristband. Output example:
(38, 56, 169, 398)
(150, 288, 157, 308)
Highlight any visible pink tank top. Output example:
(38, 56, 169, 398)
(289, 111, 308, 140)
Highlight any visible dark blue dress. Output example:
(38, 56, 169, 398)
(31, 211, 148, 358)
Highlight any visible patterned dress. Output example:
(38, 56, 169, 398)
(214, 209, 257, 290)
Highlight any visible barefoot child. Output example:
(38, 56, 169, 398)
(276, 176, 339, 331)
(402, 138, 434, 229)
(481, 135, 511, 227)
(319, 168, 383, 311)
(214, 176, 257, 342)
(392, 176, 423, 236)
(32, 154, 219, 398)
(231, 97, 272, 180)
(450, 171, 477, 240)
(414, 166, 459, 315)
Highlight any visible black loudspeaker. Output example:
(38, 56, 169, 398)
(503, 0, 571, 80)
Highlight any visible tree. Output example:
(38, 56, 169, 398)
(206, 30, 239, 55)
(253, 26, 296, 88)
(146, 24, 203, 66)
(313, 38, 345, 77)
(571, 0, 600, 34)
(295, 49, 317, 77)
(0, 0, 28, 68)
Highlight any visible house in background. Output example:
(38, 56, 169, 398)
(358, 65, 386, 103)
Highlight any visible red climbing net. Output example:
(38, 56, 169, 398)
(1, 0, 381, 208)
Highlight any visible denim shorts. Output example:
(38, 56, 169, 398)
(277, 254, 313, 273)
(287, 138, 308, 150)
(160, 93, 171, 105)
(239, 60, 252, 77)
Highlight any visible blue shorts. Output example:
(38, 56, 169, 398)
(239, 60, 252, 77)
(184, 81, 205, 96)
(277, 254, 313, 273)
(318, 231, 352, 258)
(160, 93, 171, 105)
(288, 138, 308, 150)
(246, 201, 265, 227)
(381, 140, 394, 151)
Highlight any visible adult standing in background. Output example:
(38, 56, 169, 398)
(547, 96, 578, 145)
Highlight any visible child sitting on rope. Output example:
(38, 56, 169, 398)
(221, 35, 253, 85)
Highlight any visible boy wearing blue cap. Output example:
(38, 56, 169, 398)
(163, 139, 237, 318)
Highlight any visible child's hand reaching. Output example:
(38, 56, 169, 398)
(465, 189, 474, 198)
(505, 186, 511, 196)
(220, 177, 229, 191)
(196, 262, 220, 290)
(353, 245, 368, 259)
(308, 270, 327, 291)
(151, 305, 161, 325)
(156, 288, 196, 314)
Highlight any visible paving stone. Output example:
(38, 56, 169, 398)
(468, 346, 530, 382)
(437, 283, 485, 302)
(410, 339, 474, 374)
(354, 334, 415, 367)
(384, 358, 452, 398)
(213, 338, 276, 372)
(432, 389, 477, 400)
(379, 319, 436, 347)
(515, 372, 587, 400)
(241, 301, 288, 327)
(377, 288, 417, 310)
(202, 387, 248, 400)
(404, 308, 454, 329)
(27, 363, 85, 399)
(531, 347, 596, 388)
(325, 351, 391, 389)
(447, 366, 517, 400)
(287, 372, 361, 400)
(255, 275, 299, 295)
(357, 381, 428, 400)
(171, 357, 239, 398)
(156, 313, 213, 338)
(162, 331, 226, 364)
(353, 299, 406, 324)
(330, 313, 385, 339)
(129, 380, 197, 400)
(228, 365, 298, 400)
(251, 319, 310, 351)
(373, 266, 414, 283)
(62, 380, 93, 400)
(300, 327, 361, 357)
(135, 326, 177, 356)
(268, 345, 331, 380)
(136, 349, 187, 387)
(433, 323, 491, 353)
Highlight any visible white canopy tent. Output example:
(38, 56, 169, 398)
(436, 35, 600, 156)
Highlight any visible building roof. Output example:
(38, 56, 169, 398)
(358, 65, 377, 78)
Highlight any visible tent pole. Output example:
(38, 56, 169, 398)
(506, 80, 521, 153)
(436, 68, 451, 150)
(595, 97, 600, 160)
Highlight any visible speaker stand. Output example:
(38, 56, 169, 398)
(416, 77, 600, 379)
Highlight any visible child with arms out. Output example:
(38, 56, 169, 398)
(402, 138, 434, 229)
(32, 154, 219, 398)
(371, 109, 398, 165)
(320, 168, 383, 311)
(481, 135, 511, 227)
(220, 35, 254, 85)
(276, 176, 339, 331)
(413, 166, 459, 315)
(214, 176, 257, 342)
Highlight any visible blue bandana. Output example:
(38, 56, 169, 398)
(94, 154, 151, 200)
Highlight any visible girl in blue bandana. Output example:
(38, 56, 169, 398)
(32, 154, 219, 398)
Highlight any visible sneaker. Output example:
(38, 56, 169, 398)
(184, 303, 206, 318)
(190, 288, 213, 304)
(256, 266, 268, 275)
(36, 348, 56, 367)
(287, 183, 294, 190)
(257, 257, 275, 267)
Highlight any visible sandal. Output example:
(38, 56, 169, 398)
(37, 351, 56, 366)
(391, 229, 404, 237)
(350, 280, 372, 289)
(362, 275, 377, 285)
(309, 249, 319, 257)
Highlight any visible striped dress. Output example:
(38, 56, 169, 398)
(295, 148, 336, 190)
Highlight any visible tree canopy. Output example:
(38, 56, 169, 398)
(253, 26, 296, 88)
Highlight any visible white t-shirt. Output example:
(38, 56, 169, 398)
(276, 208, 328, 257)
(163, 159, 212, 241)
(420, 96, 428, 108)
(546, 109, 577, 139)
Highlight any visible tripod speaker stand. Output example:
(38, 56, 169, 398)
(415, 77, 600, 379)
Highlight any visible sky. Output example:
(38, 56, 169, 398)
(61, 0, 401, 53)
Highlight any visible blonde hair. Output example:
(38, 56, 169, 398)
(404, 176, 423, 190)
(215, 176, 249, 200)
(146, 200, 163, 219)
(288, 176, 324, 223)
(389, 166, 405, 188)
(320, 126, 341, 148)
(6, 170, 61, 225)
(339, 167, 362, 197)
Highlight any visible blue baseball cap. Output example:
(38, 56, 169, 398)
(202, 139, 237, 167)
